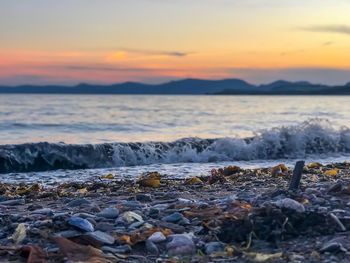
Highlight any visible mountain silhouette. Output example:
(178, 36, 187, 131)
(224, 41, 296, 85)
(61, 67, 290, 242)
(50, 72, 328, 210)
(1, 78, 350, 95)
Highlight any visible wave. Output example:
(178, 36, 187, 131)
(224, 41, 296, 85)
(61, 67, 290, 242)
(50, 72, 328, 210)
(1, 119, 350, 173)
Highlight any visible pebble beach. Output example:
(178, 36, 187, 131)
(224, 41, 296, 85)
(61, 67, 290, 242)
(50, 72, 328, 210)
(1, 162, 350, 262)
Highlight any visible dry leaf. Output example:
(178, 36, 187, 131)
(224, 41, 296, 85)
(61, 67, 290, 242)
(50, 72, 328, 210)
(324, 169, 339, 176)
(307, 162, 322, 169)
(20, 245, 48, 263)
(53, 236, 112, 263)
(137, 172, 161, 188)
(184, 177, 203, 185)
(101, 174, 114, 180)
(11, 223, 26, 245)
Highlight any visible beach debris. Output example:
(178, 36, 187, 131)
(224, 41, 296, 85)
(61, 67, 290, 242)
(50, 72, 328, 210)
(100, 173, 115, 180)
(307, 162, 323, 169)
(271, 164, 288, 177)
(11, 223, 27, 245)
(324, 169, 339, 177)
(53, 236, 113, 263)
(68, 216, 94, 232)
(275, 198, 305, 213)
(289, 161, 305, 190)
(245, 252, 283, 262)
(208, 169, 227, 184)
(19, 245, 48, 263)
(329, 213, 346, 231)
(184, 177, 203, 185)
(137, 172, 161, 188)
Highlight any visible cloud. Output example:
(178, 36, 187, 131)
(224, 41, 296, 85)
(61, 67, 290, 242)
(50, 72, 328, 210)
(322, 41, 334, 46)
(119, 48, 191, 57)
(54, 64, 180, 72)
(301, 25, 350, 36)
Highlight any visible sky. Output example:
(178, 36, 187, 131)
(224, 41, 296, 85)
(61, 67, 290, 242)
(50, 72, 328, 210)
(1, 0, 350, 85)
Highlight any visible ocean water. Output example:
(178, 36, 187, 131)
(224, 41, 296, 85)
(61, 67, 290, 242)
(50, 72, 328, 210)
(1, 94, 350, 183)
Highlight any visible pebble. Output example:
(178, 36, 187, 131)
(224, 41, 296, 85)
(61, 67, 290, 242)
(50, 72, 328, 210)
(205, 241, 225, 255)
(97, 207, 120, 219)
(148, 231, 166, 243)
(86, 231, 115, 245)
(167, 234, 196, 256)
(120, 211, 143, 224)
(162, 212, 186, 224)
(0, 199, 25, 206)
(275, 198, 305, 213)
(146, 240, 159, 255)
(31, 208, 54, 216)
(68, 216, 94, 232)
(136, 194, 153, 202)
(320, 242, 347, 253)
(67, 198, 91, 207)
(95, 222, 115, 232)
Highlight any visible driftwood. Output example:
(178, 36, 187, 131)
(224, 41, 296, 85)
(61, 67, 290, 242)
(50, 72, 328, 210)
(289, 161, 305, 190)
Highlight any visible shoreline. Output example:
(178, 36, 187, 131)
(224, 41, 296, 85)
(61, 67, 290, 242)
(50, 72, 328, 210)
(1, 162, 350, 262)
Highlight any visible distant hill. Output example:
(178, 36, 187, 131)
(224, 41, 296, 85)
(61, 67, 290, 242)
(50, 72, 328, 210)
(1, 78, 350, 95)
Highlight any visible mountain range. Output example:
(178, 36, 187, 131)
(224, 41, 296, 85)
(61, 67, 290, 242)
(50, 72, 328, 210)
(1, 78, 350, 95)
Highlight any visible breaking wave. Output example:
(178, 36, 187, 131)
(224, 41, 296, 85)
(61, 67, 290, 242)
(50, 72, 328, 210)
(1, 119, 350, 173)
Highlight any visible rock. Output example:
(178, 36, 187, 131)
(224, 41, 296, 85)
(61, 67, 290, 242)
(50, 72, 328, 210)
(86, 231, 115, 245)
(275, 198, 305, 213)
(95, 222, 114, 232)
(205, 241, 225, 255)
(97, 207, 120, 219)
(109, 245, 132, 254)
(68, 216, 94, 232)
(167, 234, 196, 256)
(162, 212, 185, 224)
(54, 230, 81, 238)
(120, 211, 143, 224)
(136, 194, 153, 202)
(148, 231, 166, 243)
(146, 240, 159, 255)
(0, 199, 25, 206)
(157, 221, 186, 234)
(67, 198, 91, 207)
(31, 208, 54, 216)
(320, 242, 347, 253)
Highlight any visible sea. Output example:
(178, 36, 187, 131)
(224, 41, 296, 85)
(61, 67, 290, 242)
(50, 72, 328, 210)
(1, 94, 350, 184)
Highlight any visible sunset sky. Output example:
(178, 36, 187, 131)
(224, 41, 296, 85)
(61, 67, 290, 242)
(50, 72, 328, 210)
(1, 0, 350, 85)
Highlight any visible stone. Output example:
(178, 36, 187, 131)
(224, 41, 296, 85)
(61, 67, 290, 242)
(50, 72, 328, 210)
(97, 207, 120, 219)
(205, 241, 225, 255)
(275, 198, 305, 213)
(86, 231, 115, 245)
(68, 216, 94, 232)
(31, 208, 54, 216)
(162, 212, 185, 224)
(320, 242, 347, 253)
(54, 230, 81, 238)
(167, 234, 196, 256)
(67, 198, 91, 207)
(136, 194, 153, 202)
(95, 222, 115, 232)
(0, 199, 25, 206)
(146, 240, 159, 255)
(148, 231, 166, 243)
(120, 211, 143, 224)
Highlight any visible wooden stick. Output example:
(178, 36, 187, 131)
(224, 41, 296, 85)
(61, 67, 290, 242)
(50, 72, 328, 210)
(289, 161, 305, 190)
